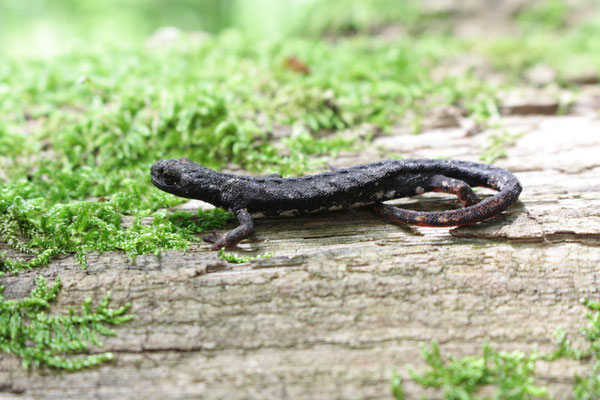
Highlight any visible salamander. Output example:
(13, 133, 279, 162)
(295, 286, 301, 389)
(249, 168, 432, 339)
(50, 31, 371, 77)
(150, 158, 522, 249)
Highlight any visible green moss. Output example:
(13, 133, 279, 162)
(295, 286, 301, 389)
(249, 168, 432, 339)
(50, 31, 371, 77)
(291, 0, 424, 36)
(481, 13, 600, 82)
(390, 367, 407, 400)
(479, 131, 525, 164)
(550, 299, 600, 399)
(218, 248, 273, 264)
(0, 191, 232, 272)
(0, 275, 133, 370)
(392, 341, 548, 400)
(393, 299, 600, 399)
(515, 0, 570, 31)
(161, 208, 234, 239)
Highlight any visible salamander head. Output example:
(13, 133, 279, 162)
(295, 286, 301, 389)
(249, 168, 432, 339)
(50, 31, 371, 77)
(151, 158, 223, 204)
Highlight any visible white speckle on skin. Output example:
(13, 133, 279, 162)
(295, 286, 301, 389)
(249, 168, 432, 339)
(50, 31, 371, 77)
(385, 190, 396, 198)
(280, 209, 299, 217)
(416, 186, 425, 195)
(375, 190, 385, 198)
(328, 205, 344, 211)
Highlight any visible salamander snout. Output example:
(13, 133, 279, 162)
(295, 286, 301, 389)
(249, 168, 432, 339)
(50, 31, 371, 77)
(151, 159, 184, 190)
(151, 158, 223, 203)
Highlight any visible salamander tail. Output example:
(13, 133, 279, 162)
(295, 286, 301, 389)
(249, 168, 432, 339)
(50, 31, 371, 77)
(376, 161, 522, 226)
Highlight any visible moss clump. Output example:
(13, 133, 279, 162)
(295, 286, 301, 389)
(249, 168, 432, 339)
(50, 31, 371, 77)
(392, 299, 600, 399)
(217, 248, 273, 264)
(550, 299, 600, 399)
(391, 341, 547, 400)
(291, 0, 425, 37)
(0, 275, 133, 370)
(0, 191, 232, 273)
(479, 131, 525, 164)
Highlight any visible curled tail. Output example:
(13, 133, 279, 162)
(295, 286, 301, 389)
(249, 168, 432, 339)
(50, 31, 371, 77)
(376, 159, 522, 227)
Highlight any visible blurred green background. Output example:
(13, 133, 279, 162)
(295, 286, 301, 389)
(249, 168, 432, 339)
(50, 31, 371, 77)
(2, 0, 596, 56)
(3, 0, 598, 58)
(0, 0, 315, 57)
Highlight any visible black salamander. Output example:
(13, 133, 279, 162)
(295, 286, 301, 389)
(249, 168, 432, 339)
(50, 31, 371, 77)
(150, 158, 522, 249)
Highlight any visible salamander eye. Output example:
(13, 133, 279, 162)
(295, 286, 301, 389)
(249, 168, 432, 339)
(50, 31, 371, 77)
(163, 167, 181, 185)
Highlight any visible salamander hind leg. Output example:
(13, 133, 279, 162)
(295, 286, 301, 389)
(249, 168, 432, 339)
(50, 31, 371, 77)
(427, 174, 482, 206)
(203, 209, 254, 250)
(375, 174, 483, 227)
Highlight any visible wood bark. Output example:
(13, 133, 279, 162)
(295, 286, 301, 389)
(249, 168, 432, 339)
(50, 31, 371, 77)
(1, 113, 600, 399)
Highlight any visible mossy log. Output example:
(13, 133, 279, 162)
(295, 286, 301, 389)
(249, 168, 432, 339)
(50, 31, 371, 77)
(1, 115, 600, 399)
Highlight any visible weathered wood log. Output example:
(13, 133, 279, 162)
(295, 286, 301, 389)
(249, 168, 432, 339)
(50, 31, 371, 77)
(1, 115, 600, 399)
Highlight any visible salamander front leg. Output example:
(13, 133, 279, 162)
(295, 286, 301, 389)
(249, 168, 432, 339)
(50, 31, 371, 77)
(203, 209, 254, 250)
